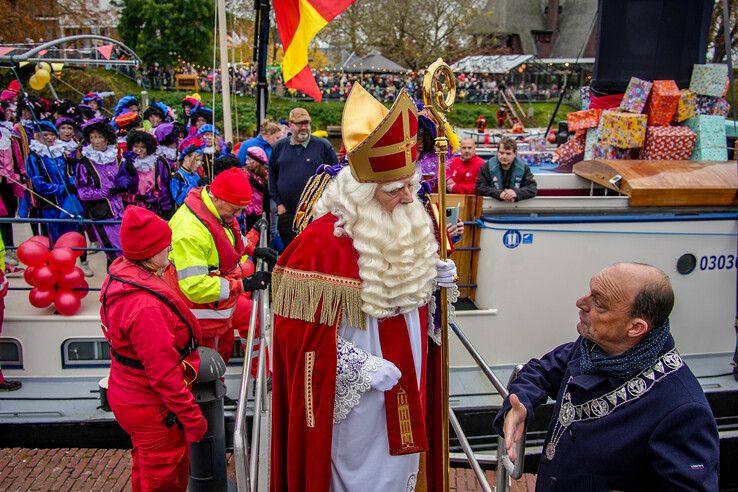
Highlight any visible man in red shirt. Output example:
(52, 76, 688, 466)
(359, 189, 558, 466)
(447, 137, 485, 194)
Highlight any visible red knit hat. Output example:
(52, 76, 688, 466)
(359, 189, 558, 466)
(120, 206, 172, 260)
(210, 168, 252, 205)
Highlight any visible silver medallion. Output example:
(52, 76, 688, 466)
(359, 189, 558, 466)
(545, 442, 556, 460)
(663, 352, 683, 370)
(590, 398, 610, 417)
(627, 378, 647, 397)
(559, 401, 575, 427)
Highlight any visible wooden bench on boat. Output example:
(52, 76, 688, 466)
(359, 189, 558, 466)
(573, 160, 738, 207)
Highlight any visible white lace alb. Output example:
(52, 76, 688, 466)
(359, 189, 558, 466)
(334, 337, 382, 423)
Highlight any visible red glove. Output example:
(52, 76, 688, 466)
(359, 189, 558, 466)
(185, 414, 208, 443)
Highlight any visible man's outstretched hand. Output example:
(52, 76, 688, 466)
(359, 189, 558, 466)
(503, 394, 527, 463)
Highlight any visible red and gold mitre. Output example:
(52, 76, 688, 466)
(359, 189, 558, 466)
(342, 83, 418, 183)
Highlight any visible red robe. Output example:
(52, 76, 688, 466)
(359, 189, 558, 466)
(270, 213, 444, 491)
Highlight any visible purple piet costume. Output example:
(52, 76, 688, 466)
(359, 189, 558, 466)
(76, 118, 123, 261)
(115, 151, 173, 218)
(115, 130, 173, 219)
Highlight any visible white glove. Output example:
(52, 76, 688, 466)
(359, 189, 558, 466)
(367, 356, 401, 391)
(436, 259, 457, 288)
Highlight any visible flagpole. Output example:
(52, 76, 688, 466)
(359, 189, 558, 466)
(422, 58, 456, 492)
(217, 0, 233, 143)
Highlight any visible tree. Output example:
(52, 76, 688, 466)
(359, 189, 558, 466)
(115, 0, 214, 67)
(0, 0, 60, 43)
(708, 0, 738, 63)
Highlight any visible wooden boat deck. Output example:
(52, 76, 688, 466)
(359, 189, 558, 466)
(0, 448, 536, 491)
(573, 159, 738, 206)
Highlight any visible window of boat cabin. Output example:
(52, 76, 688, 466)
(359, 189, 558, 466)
(0, 338, 22, 369)
(62, 338, 111, 368)
(60, 337, 246, 368)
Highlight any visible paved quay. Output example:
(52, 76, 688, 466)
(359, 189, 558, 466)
(0, 448, 535, 491)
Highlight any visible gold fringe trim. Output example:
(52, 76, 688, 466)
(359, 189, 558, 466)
(272, 265, 366, 329)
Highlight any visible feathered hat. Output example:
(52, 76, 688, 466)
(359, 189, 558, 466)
(81, 117, 116, 144)
(81, 92, 103, 108)
(114, 96, 139, 117)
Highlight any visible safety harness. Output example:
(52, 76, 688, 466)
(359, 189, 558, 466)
(101, 274, 197, 370)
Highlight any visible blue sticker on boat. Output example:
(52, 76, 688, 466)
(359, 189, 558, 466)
(503, 230, 522, 249)
(522, 233, 533, 244)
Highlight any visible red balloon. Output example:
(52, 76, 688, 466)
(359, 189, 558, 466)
(49, 247, 76, 272)
(55, 232, 87, 258)
(241, 259, 255, 278)
(32, 265, 58, 289)
(58, 267, 85, 289)
(29, 287, 55, 308)
(17, 240, 50, 267)
(54, 289, 81, 316)
(23, 266, 36, 286)
(27, 235, 51, 248)
(72, 279, 89, 299)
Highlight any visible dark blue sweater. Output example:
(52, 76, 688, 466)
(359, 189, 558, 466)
(268, 136, 338, 214)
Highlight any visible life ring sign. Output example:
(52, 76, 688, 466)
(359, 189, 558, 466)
(502, 229, 533, 249)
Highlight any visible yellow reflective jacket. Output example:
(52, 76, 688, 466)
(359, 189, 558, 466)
(169, 187, 245, 304)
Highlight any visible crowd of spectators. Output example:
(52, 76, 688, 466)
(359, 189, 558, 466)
(137, 64, 565, 104)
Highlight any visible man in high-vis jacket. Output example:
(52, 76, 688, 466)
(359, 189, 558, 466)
(168, 167, 275, 364)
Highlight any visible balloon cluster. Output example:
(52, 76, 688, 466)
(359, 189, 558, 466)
(17, 232, 89, 316)
(29, 62, 52, 92)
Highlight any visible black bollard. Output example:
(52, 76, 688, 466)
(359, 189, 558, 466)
(189, 346, 228, 491)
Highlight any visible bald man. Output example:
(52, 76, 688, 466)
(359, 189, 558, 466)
(494, 263, 719, 491)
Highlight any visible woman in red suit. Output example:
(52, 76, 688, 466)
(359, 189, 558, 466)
(101, 206, 206, 491)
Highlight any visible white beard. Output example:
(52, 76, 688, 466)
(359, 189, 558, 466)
(313, 167, 438, 319)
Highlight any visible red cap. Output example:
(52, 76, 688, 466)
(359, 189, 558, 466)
(120, 206, 172, 260)
(210, 168, 252, 206)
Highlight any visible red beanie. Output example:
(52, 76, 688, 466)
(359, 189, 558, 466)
(120, 206, 172, 260)
(210, 167, 252, 205)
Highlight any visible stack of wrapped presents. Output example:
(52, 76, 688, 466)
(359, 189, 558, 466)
(568, 63, 730, 164)
(518, 137, 553, 166)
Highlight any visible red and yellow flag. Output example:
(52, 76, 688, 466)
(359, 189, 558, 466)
(274, 0, 355, 102)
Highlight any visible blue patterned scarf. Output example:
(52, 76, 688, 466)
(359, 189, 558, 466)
(580, 321, 671, 379)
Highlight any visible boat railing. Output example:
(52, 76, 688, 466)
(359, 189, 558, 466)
(234, 218, 271, 492)
(450, 321, 526, 492)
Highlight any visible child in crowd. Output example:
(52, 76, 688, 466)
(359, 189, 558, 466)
(243, 146, 269, 230)
(169, 138, 206, 208)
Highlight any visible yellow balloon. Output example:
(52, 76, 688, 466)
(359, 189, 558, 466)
(36, 62, 51, 73)
(29, 75, 45, 91)
(35, 69, 50, 85)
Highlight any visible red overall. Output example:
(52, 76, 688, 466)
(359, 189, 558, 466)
(101, 258, 206, 492)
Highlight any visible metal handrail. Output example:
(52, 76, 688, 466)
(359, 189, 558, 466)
(449, 406, 493, 492)
(495, 366, 525, 490)
(449, 322, 527, 487)
(234, 218, 270, 492)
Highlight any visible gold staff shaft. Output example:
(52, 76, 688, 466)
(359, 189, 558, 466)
(422, 58, 456, 492)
